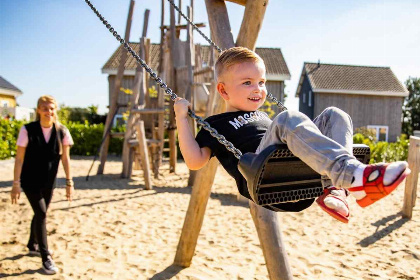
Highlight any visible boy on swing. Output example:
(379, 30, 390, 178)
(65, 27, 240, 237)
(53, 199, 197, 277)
(174, 47, 410, 223)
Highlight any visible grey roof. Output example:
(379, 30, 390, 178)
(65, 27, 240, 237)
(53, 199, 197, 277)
(102, 43, 290, 78)
(296, 63, 408, 96)
(0, 76, 22, 93)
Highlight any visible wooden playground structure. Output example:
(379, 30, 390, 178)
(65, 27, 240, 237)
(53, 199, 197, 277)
(88, 0, 420, 279)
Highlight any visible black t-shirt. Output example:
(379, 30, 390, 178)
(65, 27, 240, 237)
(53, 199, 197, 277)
(196, 110, 272, 199)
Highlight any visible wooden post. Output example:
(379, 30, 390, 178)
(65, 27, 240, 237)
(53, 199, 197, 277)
(168, 3, 178, 173)
(135, 121, 152, 190)
(97, 0, 135, 175)
(186, 5, 197, 187)
(174, 0, 233, 267)
(402, 136, 420, 219)
(158, 0, 165, 74)
(175, 1, 293, 279)
(236, 0, 268, 50)
(122, 9, 150, 178)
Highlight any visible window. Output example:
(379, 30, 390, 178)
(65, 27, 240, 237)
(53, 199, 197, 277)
(2, 101, 9, 108)
(367, 125, 388, 142)
(308, 90, 312, 107)
(302, 92, 306, 103)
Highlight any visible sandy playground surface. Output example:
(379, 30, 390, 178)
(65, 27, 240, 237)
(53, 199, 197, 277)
(0, 156, 419, 280)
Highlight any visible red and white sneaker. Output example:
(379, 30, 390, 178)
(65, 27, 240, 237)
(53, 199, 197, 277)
(349, 162, 411, 207)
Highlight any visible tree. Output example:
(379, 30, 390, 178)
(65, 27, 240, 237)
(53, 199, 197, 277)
(402, 77, 420, 136)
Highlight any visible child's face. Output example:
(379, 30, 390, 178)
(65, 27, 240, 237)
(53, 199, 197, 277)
(217, 60, 267, 112)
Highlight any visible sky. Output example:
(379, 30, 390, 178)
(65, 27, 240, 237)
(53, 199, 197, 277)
(1, 0, 419, 114)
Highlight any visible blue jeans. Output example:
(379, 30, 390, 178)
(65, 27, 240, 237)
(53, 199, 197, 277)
(256, 107, 361, 189)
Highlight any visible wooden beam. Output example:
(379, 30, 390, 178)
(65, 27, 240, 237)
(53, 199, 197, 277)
(174, 0, 234, 268)
(142, 9, 150, 37)
(225, 0, 247, 6)
(135, 121, 152, 190)
(122, 9, 151, 178)
(160, 23, 206, 30)
(194, 66, 213, 76)
(249, 202, 293, 279)
(158, 0, 165, 74)
(186, 5, 198, 188)
(236, 0, 269, 50)
(168, 1, 178, 173)
(97, 0, 135, 175)
(402, 136, 420, 219)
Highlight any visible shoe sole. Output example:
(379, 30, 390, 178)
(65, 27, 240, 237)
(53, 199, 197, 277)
(42, 267, 58, 275)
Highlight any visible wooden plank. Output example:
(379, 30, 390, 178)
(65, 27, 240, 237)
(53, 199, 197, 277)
(142, 9, 150, 37)
(158, 0, 165, 74)
(122, 8, 151, 178)
(236, 0, 269, 51)
(160, 23, 206, 31)
(98, 0, 135, 175)
(402, 136, 420, 219)
(168, 2, 178, 173)
(194, 66, 213, 76)
(186, 5, 197, 188)
(178, 0, 182, 24)
(174, 0, 234, 268)
(135, 121, 152, 190)
(131, 108, 165, 114)
(226, 0, 247, 6)
(249, 202, 293, 279)
(174, 157, 218, 267)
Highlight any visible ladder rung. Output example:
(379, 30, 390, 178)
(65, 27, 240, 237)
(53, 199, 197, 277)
(128, 139, 164, 147)
(131, 108, 165, 114)
(110, 132, 125, 138)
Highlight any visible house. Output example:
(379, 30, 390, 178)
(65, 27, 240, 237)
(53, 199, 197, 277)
(295, 63, 409, 142)
(0, 76, 22, 117)
(0, 76, 34, 121)
(102, 43, 291, 119)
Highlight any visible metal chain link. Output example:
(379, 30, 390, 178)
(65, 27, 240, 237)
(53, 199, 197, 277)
(84, 0, 243, 159)
(166, 0, 288, 112)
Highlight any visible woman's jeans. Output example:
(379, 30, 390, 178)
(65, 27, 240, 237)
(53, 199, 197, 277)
(256, 107, 361, 189)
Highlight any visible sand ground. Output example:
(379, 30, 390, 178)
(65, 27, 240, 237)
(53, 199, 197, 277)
(0, 156, 419, 280)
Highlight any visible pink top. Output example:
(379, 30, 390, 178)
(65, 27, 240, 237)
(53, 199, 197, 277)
(17, 125, 74, 147)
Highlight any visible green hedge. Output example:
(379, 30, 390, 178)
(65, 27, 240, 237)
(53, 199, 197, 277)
(0, 119, 24, 160)
(66, 121, 124, 156)
(0, 120, 123, 159)
(353, 133, 409, 163)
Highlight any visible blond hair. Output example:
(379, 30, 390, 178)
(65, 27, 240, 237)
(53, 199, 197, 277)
(36, 95, 63, 154)
(215, 47, 264, 81)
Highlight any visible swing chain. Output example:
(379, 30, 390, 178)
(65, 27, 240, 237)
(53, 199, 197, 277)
(84, 0, 243, 159)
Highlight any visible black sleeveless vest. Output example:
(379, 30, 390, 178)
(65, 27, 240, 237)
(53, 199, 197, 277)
(20, 121, 62, 191)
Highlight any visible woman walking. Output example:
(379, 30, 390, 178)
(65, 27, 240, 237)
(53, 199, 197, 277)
(11, 95, 74, 274)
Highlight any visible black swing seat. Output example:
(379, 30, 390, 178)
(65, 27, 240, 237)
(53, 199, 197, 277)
(238, 144, 370, 212)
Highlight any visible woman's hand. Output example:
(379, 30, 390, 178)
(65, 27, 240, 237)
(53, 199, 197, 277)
(66, 179, 74, 201)
(11, 182, 21, 204)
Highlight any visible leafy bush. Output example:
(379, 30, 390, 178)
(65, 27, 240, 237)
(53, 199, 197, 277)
(0, 119, 24, 160)
(66, 121, 124, 156)
(353, 133, 409, 163)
